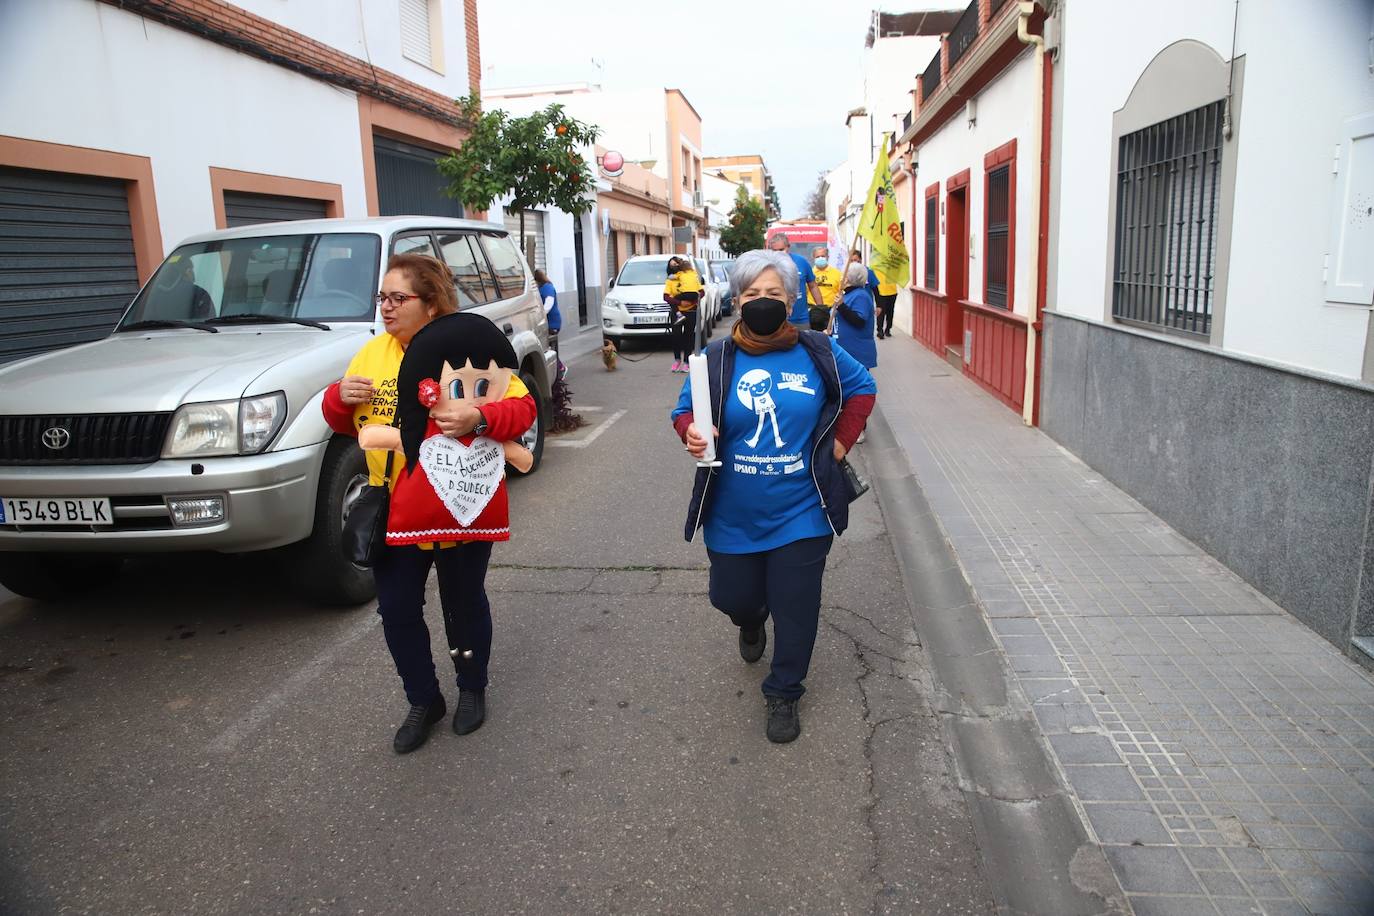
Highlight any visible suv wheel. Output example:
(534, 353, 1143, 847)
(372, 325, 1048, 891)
(291, 437, 377, 606)
(0, 552, 123, 601)
(512, 369, 546, 476)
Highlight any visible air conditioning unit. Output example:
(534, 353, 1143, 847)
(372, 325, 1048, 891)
(692, 190, 704, 208)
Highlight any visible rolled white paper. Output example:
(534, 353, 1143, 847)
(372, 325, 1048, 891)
(687, 353, 717, 465)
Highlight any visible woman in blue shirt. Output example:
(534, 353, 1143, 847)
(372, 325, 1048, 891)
(671, 250, 877, 744)
(533, 269, 561, 339)
(833, 262, 877, 370)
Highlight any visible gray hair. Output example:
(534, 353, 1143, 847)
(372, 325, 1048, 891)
(731, 249, 798, 304)
(767, 233, 790, 249)
(843, 262, 869, 288)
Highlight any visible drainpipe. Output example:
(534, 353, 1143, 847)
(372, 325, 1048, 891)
(1017, 0, 1044, 426)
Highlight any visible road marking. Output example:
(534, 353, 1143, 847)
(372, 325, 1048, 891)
(547, 409, 626, 449)
(207, 611, 380, 755)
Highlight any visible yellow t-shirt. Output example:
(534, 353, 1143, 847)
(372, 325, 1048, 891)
(875, 268, 898, 297)
(664, 269, 703, 312)
(343, 332, 530, 488)
(809, 266, 843, 306)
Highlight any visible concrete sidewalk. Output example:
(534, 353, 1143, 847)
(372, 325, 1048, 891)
(871, 335, 1374, 916)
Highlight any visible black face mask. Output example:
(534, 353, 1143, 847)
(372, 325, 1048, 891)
(741, 297, 789, 335)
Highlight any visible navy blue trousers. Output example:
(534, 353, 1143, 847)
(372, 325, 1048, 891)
(373, 542, 493, 707)
(707, 535, 833, 700)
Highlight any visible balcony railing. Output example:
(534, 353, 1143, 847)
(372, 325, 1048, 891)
(902, 110, 913, 135)
(947, 0, 980, 71)
(992, 0, 1014, 14)
(921, 48, 942, 101)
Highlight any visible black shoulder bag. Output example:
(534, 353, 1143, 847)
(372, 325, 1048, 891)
(343, 421, 397, 568)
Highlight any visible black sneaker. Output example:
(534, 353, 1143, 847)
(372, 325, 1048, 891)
(393, 696, 445, 754)
(738, 621, 766, 664)
(765, 695, 801, 744)
(452, 688, 486, 735)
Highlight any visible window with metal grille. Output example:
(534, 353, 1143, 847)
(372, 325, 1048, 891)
(985, 165, 1010, 308)
(1112, 99, 1224, 337)
(924, 194, 939, 288)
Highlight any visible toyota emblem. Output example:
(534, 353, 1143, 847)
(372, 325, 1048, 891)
(41, 426, 71, 450)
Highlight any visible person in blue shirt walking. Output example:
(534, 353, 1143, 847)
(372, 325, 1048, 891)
(671, 249, 877, 744)
(833, 262, 878, 370)
(534, 268, 561, 346)
(767, 233, 825, 329)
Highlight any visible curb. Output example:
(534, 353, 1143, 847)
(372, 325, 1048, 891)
(865, 406, 1129, 916)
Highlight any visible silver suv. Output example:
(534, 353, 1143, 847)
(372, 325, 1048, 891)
(0, 217, 555, 604)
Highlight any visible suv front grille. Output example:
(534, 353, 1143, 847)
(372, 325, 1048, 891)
(0, 413, 172, 465)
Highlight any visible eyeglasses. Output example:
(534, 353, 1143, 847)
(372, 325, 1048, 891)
(376, 292, 423, 306)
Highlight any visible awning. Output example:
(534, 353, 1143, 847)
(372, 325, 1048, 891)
(609, 218, 671, 239)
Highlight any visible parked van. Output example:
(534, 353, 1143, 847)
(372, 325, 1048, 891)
(0, 217, 556, 605)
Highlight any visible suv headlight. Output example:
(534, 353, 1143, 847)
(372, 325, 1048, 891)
(604, 296, 624, 312)
(163, 392, 287, 458)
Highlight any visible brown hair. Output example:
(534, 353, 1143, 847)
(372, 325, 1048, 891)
(385, 253, 457, 315)
(532, 268, 550, 286)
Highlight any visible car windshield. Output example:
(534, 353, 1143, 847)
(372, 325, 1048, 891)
(120, 233, 381, 327)
(712, 264, 732, 282)
(616, 260, 672, 286)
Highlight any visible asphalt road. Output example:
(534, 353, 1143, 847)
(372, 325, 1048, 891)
(0, 335, 994, 915)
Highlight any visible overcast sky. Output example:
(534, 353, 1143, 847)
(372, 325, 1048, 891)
(477, 0, 878, 219)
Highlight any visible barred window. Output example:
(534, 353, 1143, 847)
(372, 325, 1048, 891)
(985, 165, 1010, 308)
(924, 195, 939, 288)
(1112, 99, 1224, 336)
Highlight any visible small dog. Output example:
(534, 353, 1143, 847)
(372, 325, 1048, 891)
(600, 338, 619, 372)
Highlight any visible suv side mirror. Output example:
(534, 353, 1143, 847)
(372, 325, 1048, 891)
(607, 277, 616, 288)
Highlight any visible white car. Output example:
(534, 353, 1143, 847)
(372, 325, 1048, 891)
(0, 216, 556, 605)
(602, 254, 716, 350)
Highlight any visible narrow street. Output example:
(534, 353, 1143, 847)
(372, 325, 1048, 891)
(0, 340, 994, 915)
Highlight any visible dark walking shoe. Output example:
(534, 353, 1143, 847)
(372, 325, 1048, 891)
(393, 696, 445, 754)
(765, 695, 801, 744)
(738, 621, 766, 664)
(452, 688, 486, 735)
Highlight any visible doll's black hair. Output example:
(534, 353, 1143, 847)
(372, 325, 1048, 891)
(395, 312, 519, 465)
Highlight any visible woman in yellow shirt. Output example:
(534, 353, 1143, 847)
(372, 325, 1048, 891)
(874, 267, 898, 339)
(663, 256, 704, 373)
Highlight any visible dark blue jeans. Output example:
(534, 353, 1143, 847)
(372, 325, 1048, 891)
(706, 535, 833, 700)
(373, 542, 493, 707)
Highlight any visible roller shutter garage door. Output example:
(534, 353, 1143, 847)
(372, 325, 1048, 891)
(223, 191, 328, 227)
(373, 135, 463, 217)
(0, 166, 141, 364)
(503, 210, 547, 272)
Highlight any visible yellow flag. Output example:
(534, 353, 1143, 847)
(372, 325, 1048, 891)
(856, 135, 910, 287)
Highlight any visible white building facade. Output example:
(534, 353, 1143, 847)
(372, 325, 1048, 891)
(1039, 0, 1374, 658)
(0, 0, 478, 362)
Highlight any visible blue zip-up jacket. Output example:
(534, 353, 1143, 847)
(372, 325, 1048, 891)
(682, 331, 850, 542)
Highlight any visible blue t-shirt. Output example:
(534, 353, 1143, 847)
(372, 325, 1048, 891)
(539, 281, 561, 333)
(672, 338, 877, 553)
(866, 267, 879, 296)
(834, 287, 877, 370)
(789, 253, 815, 325)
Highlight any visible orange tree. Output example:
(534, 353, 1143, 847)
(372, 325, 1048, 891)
(438, 93, 600, 246)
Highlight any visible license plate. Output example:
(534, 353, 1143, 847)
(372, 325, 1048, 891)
(632, 315, 668, 326)
(0, 497, 114, 526)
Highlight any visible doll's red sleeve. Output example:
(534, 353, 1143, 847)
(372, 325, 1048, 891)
(322, 381, 356, 436)
(479, 393, 537, 441)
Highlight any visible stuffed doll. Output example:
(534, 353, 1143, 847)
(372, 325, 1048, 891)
(359, 312, 535, 545)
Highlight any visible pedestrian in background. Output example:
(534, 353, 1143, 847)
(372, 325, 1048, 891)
(807, 246, 843, 331)
(873, 267, 897, 339)
(533, 268, 562, 353)
(834, 261, 878, 371)
(664, 256, 702, 373)
(670, 249, 877, 743)
(768, 233, 825, 329)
